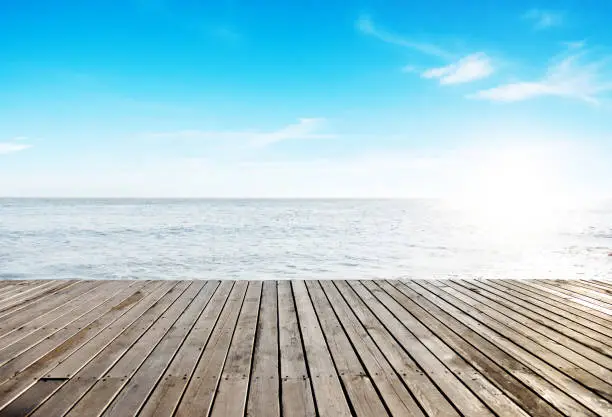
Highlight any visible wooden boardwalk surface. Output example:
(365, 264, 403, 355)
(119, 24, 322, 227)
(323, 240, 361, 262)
(0, 279, 611, 417)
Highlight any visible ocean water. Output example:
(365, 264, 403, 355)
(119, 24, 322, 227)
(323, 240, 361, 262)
(0, 199, 610, 280)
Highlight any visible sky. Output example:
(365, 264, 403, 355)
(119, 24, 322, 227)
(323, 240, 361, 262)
(1, 0, 612, 199)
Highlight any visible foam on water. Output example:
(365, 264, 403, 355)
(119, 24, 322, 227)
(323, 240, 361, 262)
(1, 199, 610, 280)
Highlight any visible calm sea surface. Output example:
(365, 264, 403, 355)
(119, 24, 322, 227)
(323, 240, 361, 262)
(1, 199, 610, 280)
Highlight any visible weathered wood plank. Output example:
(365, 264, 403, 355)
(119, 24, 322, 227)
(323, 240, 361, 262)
(0, 279, 611, 417)
(277, 280, 316, 417)
(335, 280, 461, 417)
(388, 280, 563, 417)
(100, 281, 219, 417)
(306, 280, 389, 417)
(480, 280, 612, 341)
(292, 280, 352, 417)
(55, 282, 195, 417)
(137, 281, 234, 417)
(351, 280, 495, 417)
(441, 281, 612, 385)
(209, 281, 262, 417)
(0, 281, 167, 411)
(246, 281, 280, 417)
(320, 280, 426, 417)
(0, 281, 126, 356)
(371, 280, 531, 417)
(416, 281, 611, 416)
(504, 280, 612, 328)
(172, 281, 248, 417)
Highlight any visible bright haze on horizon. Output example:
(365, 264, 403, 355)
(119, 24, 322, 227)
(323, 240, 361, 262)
(1, 0, 612, 203)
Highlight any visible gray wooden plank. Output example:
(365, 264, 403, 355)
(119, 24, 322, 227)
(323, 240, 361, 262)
(572, 280, 612, 295)
(370, 280, 531, 417)
(0, 281, 132, 369)
(480, 280, 612, 341)
(0, 379, 65, 417)
(403, 280, 602, 417)
(0, 281, 169, 411)
(246, 281, 281, 417)
(173, 281, 249, 417)
(137, 281, 234, 417)
(442, 281, 612, 384)
(28, 282, 193, 417)
(505, 280, 612, 328)
(0, 281, 123, 355)
(100, 281, 219, 417)
(292, 280, 353, 417)
(350, 280, 494, 417)
(545, 280, 612, 306)
(0, 281, 75, 318)
(306, 280, 389, 417)
(319, 280, 426, 417)
(61, 282, 199, 417)
(415, 280, 611, 416)
(209, 281, 262, 417)
(388, 280, 564, 417)
(522, 281, 612, 319)
(335, 280, 461, 417)
(277, 280, 316, 417)
(0, 281, 102, 338)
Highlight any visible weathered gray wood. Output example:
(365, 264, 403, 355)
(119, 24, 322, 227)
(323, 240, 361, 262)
(0, 281, 168, 411)
(1, 279, 611, 417)
(100, 282, 219, 417)
(387, 280, 563, 417)
(306, 280, 389, 417)
(403, 280, 601, 417)
(0, 281, 126, 356)
(336, 280, 461, 417)
(320, 280, 426, 417)
(441, 281, 612, 385)
(505, 280, 612, 328)
(137, 281, 234, 417)
(209, 281, 262, 417)
(351, 280, 495, 417)
(172, 281, 248, 417)
(520, 281, 612, 320)
(481, 280, 612, 340)
(246, 281, 280, 417)
(292, 280, 352, 417)
(416, 281, 611, 416)
(277, 280, 316, 417)
(55, 282, 195, 417)
(370, 280, 531, 417)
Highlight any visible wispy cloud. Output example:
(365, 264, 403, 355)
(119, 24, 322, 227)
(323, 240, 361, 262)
(0, 138, 32, 155)
(422, 53, 493, 85)
(470, 53, 612, 103)
(523, 9, 564, 29)
(356, 14, 453, 59)
(149, 118, 336, 148)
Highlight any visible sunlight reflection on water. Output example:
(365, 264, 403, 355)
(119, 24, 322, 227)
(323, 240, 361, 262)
(1, 199, 610, 280)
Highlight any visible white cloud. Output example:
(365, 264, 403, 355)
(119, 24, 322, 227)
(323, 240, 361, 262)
(148, 118, 336, 147)
(470, 53, 612, 103)
(4, 140, 611, 200)
(523, 9, 564, 29)
(422, 53, 493, 85)
(356, 14, 452, 59)
(0, 139, 32, 155)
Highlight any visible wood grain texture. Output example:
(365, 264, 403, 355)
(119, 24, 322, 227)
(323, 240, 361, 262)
(0, 279, 610, 417)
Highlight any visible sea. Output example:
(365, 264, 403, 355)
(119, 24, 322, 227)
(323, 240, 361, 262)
(1, 199, 611, 280)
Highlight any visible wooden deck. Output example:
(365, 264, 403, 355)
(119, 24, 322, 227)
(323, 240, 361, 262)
(0, 279, 610, 417)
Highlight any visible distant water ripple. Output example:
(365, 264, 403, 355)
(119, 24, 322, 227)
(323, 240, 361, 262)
(1, 199, 611, 280)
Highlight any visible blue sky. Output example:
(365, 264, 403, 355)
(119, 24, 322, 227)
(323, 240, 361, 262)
(1, 0, 612, 198)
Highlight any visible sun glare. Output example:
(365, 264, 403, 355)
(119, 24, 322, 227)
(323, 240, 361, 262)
(451, 148, 570, 233)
